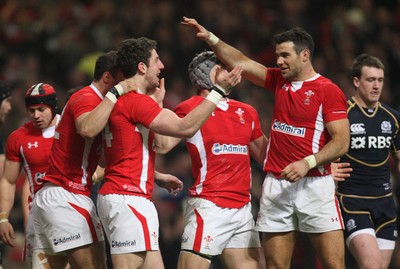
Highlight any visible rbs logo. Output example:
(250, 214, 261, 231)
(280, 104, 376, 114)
(351, 136, 391, 149)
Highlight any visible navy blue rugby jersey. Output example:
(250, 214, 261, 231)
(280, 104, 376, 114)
(337, 97, 400, 196)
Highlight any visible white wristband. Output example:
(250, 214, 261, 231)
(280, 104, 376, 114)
(114, 84, 124, 96)
(206, 90, 223, 105)
(206, 32, 219, 46)
(304, 155, 317, 169)
(0, 219, 8, 223)
(105, 91, 117, 104)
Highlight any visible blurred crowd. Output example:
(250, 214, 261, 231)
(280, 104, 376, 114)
(1, 0, 400, 268)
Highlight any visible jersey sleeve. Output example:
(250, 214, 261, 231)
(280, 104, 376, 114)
(391, 111, 400, 151)
(5, 130, 22, 163)
(128, 94, 162, 127)
(248, 105, 264, 141)
(69, 91, 102, 121)
(322, 83, 348, 123)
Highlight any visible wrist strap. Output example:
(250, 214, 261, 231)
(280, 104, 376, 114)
(304, 155, 317, 169)
(105, 91, 117, 104)
(206, 90, 223, 105)
(212, 84, 229, 97)
(0, 219, 9, 223)
(206, 32, 219, 46)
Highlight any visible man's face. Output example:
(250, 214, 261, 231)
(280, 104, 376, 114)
(275, 41, 305, 81)
(0, 97, 12, 124)
(144, 49, 165, 91)
(354, 66, 384, 106)
(27, 105, 53, 129)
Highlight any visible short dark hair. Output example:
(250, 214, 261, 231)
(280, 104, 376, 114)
(117, 37, 157, 78)
(351, 54, 385, 79)
(273, 27, 314, 59)
(93, 50, 119, 81)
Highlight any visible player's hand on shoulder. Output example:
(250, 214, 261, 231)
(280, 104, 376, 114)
(118, 77, 137, 95)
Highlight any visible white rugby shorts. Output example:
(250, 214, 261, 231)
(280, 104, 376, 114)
(256, 173, 344, 233)
(181, 198, 260, 256)
(31, 183, 104, 253)
(97, 194, 160, 254)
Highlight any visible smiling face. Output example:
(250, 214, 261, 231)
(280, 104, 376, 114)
(27, 105, 53, 129)
(275, 41, 306, 81)
(353, 66, 384, 108)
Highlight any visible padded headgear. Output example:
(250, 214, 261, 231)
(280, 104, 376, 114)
(0, 80, 11, 104)
(25, 83, 58, 116)
(188, 51, 220, 90)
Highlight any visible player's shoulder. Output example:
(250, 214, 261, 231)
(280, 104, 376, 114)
(379, 102, 400, 120)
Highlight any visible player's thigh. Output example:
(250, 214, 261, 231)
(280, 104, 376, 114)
(112, 251, 146, 269)
(348, 233, 381, 268)
(69, 241, 107, 269)
(177, 251, 211, 269)
(142, 250, 165, 269)
(307, 230, 344, 268)
(261, 231, 296, 268)
(32, 249, 69, 269)
(221, 247, 260, 269)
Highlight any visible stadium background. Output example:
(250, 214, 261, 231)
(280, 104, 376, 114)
(1, 0, 400, 268)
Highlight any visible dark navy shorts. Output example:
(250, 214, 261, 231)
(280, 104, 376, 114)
(337, 194, 398, 241)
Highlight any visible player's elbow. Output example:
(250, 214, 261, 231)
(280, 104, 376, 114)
(77, 126, 97, 139)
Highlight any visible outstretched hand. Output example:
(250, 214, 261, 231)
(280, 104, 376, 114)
(181, 16, 210, 41)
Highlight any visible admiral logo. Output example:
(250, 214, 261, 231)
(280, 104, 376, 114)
(272, 120, 306, 137)
(53, 233, 81, 246)
(350, 123, 365, 134)
(112, 240, 136, 248)
(381, 121, 392, 134)
(212, 143, 248, 155)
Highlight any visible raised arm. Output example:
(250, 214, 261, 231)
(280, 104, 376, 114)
(181, 16, 267, 88)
